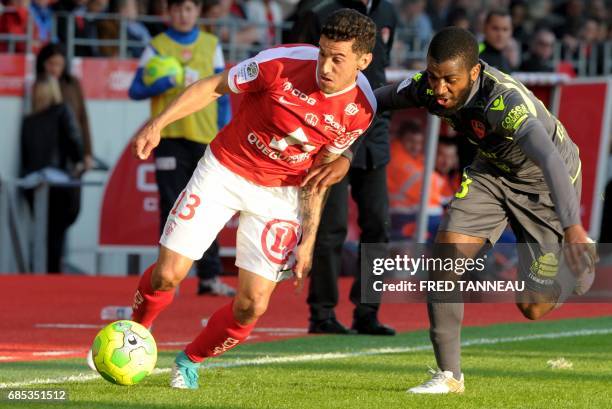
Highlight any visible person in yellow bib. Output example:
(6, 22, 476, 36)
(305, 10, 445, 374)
(128, 0, 234, 296)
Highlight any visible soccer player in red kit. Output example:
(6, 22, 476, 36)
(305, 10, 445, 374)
(127, 9, 377, 389)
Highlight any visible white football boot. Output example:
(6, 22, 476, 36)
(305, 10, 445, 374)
(86, 348, 96, 371)
(407, 368, 465, 394)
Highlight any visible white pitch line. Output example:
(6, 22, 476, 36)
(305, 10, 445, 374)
(1, 327, 611, 389)
(34, 324, 102, 329)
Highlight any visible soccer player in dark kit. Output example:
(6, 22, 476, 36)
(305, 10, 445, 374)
(374, 27, 597, 393)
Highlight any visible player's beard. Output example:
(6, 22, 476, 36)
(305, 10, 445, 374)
(441, 78, 475, 115)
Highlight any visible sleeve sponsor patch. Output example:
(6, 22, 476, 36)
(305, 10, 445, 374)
(501, 103, 529, 131)
(236, 61, 259, 85)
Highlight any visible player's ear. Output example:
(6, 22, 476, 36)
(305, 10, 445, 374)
(469, 63, 481, 82)
(357, 52, 373, 71)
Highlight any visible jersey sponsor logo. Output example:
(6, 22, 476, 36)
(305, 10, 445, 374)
(212, 337, 240, 355)
(247, 132, 312, 164)
(412, 72, 423, 82)
(502, 104, 529, 131)
(281, 81, 316, 105)
(261, 220, 301, 265)
(471, 120, 486, 139)
(304, 113, 319, 126)
(491, 95, 505, 111)
(269, 128, 315, 152)
(323, 114, 346, 134)
(344, 103, 359, 116)
(426, 89, 434, 96)
(236, 61, 259, 85)
(323, 114, 362, 150)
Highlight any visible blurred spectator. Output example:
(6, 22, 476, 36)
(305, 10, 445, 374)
(51, 0, 87, 44)
(479, 9, 513, 73)
(98, 0, 151, 57)
(30, 0, 55, 43)
(509, 0, 529, 49)
(587, 0, 608, 22)
(398, 0, 433, 52)
(21, 76, 84, 273)
(503, 36, 521, 70)
(426, 0, 452, 31)
(71, 0, 110, 56)
(128, 0, 235, 296)
(201, 0, 259, 50)
(242, 0, 283, 46)
(446, 7, 470, 30)
(36, 43, 94, 170)
(554, 0, 584, 40)
(387, 120, 446, 240)
(435, 136, 460, 206)
(519, 27, 556, 72)
(0, 0, 42, 52)
(145, 0, 169, 36)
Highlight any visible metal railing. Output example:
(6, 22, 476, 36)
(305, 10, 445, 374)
(1, 9, 611, 74)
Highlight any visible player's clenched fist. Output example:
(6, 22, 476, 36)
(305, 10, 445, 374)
(132, 120, 162, 160)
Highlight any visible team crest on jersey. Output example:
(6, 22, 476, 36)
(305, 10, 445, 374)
(344, 103, 359, 116)
(236, 61, 259, 85)
(471, 120, 486, 139)
(304, 113, 319, 127)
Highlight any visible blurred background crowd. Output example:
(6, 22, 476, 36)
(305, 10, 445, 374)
(1, 0, 611, 75)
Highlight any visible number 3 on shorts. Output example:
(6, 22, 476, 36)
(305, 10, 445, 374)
(171, 190, 201, 220)
(455, 171, 473, 199)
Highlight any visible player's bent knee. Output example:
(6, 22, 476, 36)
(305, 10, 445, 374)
(232, 293, 269, 324)
(151, 265, 186, 291)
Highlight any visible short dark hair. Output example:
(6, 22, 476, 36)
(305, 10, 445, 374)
(485, 9, 511, 25)
(320, 9, 377, 55)
(427, 27, 479, 69)
(167, 0, 201, 8)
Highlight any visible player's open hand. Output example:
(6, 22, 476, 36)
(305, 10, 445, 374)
(132, 120, 162, 160)
(293, 243, 313, 293)
(563, 224, 598, 276)
(301, 156, 350, 194)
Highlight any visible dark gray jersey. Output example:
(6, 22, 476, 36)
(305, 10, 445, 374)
(376, 61, 582, 228)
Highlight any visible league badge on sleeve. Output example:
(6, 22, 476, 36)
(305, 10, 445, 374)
(236, 61, 259, 85)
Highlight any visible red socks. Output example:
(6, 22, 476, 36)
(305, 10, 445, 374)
(185, 301, 256, 363)
(131, 263, 175, 329)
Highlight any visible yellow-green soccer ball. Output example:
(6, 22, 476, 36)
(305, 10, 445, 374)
(92, 320, 157, 386)
(143, 55, 184, 86)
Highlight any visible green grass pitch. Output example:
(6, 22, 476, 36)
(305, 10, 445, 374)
(1, 317, 611, 409)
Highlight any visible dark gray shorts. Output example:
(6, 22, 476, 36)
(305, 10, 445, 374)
(440, 166, 582, 294)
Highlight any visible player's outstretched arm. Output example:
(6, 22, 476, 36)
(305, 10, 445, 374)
(293, 150, 339, 292)
(515, 120, 597, 273)
(131, 70, 231, 159)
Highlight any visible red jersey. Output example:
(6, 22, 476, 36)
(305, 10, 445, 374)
(210, 44, 376, 187)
